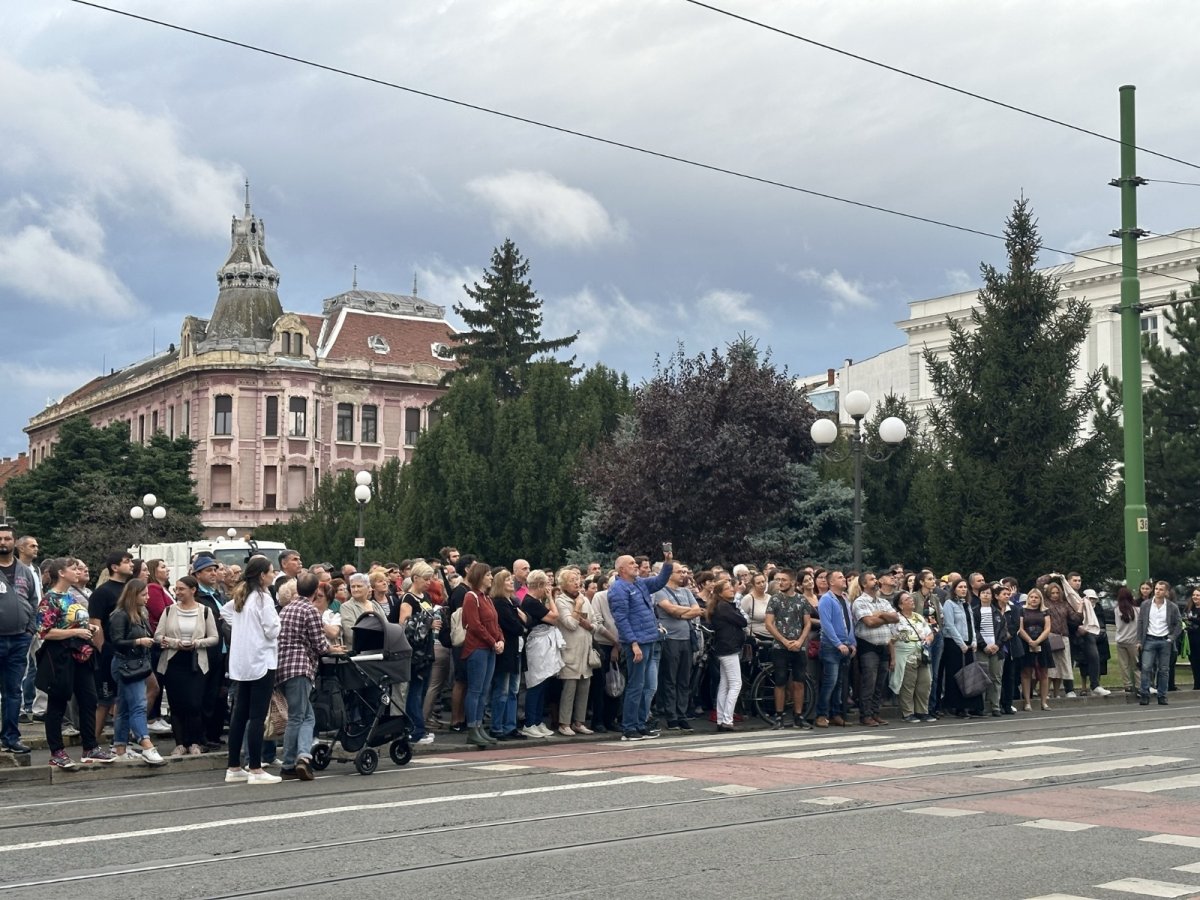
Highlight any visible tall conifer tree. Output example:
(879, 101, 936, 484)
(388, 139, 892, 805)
(922, 198, 1120, 582)
(443, 239, 577, 397)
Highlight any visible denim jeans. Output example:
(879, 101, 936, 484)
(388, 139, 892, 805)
(927, 631, 945, 714)
(405, 669, 429, 740)
(110, 656, 150, 746)
(1141, 636, 1172, 699)
(524, 678, 548, 728)
(817, 643, 849, 719)
(465, 649, 495, 727)
(0, 633, 32, 745)
(490, 669, 519, 736)
(280, 675, 315, 767)
(21, 640, 38, 712)
(621, 640, 661, 733)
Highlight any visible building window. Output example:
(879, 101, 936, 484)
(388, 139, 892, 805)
(1141, 314, 1160, 348)
(151, 410, 158, 434)
(361, 404, 378, 443)
(292, 333, 305, 355)
(138, 414, 146, 443)
(287, 466, 307, 509)
(404, 408, 422, 446)
(337, 403, 354, 442)
(428, 406, 442, 429)
(278, 331, 291, 356)
(289, 397, 307, 437)
(168, 404, 175, 439)
(265, 396, 278, 437)
(214, 395, 233, 436)
(368, 334, 390, 354)
(184, 400, 190, 436)
(210, 465, 232, 509)
(263, 467, 277, 511)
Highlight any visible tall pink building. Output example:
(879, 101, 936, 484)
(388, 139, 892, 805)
(25, 195, 455, 535)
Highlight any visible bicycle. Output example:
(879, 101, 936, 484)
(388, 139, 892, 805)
(749, 653, 819, 725)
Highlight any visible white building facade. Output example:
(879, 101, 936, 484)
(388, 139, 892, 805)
(800, 228, 1200, 424)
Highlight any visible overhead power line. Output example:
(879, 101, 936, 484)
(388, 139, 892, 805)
(681, 0, 1200, 174)
(1145, 179, 1200, 187)
(65, 0, 1200, 288)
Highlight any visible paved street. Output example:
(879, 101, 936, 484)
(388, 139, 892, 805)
(3, 697, 1200, 899)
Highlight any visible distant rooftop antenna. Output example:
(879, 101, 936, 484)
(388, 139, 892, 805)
(412, 272, 419, 297)
(352, 265, 358, 290)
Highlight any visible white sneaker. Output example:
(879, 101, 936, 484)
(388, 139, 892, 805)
(62, 724, 80, 737)
(417, 734, 435, 745)
(225, 768, 250, 783)
(520, 726, 544, 739)
(1091, 685, 1111, 696)
(141, 746, 166, 766)
(120, 747, 144, 763)
(557, 725, 575, 736)
(1065, 691, 1078, 698)
(247, 770, 282, 785)
(572, 723, 594, 735)
(535, 724, 553, 737)
(148, 719, 173, 735)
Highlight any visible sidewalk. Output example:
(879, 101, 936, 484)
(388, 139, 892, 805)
(1, 688, 1150, 788)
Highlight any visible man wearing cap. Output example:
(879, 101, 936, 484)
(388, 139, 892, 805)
(193, 556, 230, 749)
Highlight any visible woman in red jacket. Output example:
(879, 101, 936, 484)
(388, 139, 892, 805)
(461, 562, 502, 749)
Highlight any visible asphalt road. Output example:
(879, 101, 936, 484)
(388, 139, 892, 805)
(3, 697, 1200, 900)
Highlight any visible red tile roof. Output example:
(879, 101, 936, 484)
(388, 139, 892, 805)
(0, 454, 29, 492)
(322, 310, 457, 370)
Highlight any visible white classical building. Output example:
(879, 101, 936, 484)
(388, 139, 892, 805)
(799, 228, 1200, 423)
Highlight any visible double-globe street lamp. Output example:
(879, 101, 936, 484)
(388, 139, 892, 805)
(354, 470, 372, 571)
(130, 493, 167, 541)
(810, 389, 908, 574)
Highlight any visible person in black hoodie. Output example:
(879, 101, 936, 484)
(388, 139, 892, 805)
(995, 583, 1023, 714)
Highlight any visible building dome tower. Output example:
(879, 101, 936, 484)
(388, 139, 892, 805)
(204, 181, 283, 344)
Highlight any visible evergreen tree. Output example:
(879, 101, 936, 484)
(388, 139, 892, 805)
(3, 416, 203, 559)
(856, 394, 930, 569)
(1138, 282, 1200, 583)
(922, 198, 1121, 583)
(442, 239, 578, 397)
(746, 463, 854, 567)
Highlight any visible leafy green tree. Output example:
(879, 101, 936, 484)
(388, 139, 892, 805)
(441, 239, 578, 397)
(3, 416, 203, 560)
(921, 198, 1121, 583)
(1121, 282, 1200, 583)
(255, 458, 409, 567)
(400, 362, 631, 565)
(580, 343, 815, 566)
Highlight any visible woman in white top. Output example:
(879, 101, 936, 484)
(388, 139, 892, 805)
(739, 572, 772, 641)
(222, 556, 282, 785)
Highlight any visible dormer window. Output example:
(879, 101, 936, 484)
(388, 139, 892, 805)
(368, 334, 390, 355)
(431, 342, 453, 360)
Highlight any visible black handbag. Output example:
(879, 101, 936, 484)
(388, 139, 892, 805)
(116, 652, 152, 683)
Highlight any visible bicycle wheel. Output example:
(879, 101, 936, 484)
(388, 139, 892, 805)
(750, 664, 778, 725)
(802, 669, 819, 720)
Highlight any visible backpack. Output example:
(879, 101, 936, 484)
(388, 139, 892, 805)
(450, 607, 467, 647)
(402, 592, 436, 670)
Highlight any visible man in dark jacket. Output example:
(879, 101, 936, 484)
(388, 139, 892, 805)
(1138, 581, 1183, 706)
(0, 526, 38, 753)
(608, 549, 673, 742)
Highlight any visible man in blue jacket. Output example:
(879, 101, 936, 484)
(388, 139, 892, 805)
(815, 571, 856, 728)
(608, 549, 673, 742)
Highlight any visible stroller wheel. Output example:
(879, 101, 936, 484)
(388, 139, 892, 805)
(309, 743, 332, 771)
(354, 747, 379, 776)
(389, 740, 412, 767)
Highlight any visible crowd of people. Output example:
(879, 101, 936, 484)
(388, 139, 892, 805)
(1, 521, 1197, 782)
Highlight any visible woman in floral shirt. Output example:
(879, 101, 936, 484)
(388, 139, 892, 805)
(36, 558, 115, 769)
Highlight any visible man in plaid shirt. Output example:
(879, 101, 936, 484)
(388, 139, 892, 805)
(277, 572, 341, 780)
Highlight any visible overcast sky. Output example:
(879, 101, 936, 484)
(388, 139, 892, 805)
(4, 0, 1200, 458)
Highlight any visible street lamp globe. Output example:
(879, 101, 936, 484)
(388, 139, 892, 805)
(878, 416, 908, 445)
(130, 506, 145, 521)
(227, 527, 238, 538)
(355, 470, 372, 487)
(810, 417, 839, 446)
(843, 390, 871, 419)
(152, 506, 167, 520)
(354, 484, 371, 504)
(142, 493, 157, 508)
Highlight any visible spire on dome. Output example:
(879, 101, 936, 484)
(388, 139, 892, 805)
(352, 264, 358, 290)
(203, 184, 283, 344)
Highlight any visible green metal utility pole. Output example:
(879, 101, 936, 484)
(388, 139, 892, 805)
(1113, 84, 1150, 587)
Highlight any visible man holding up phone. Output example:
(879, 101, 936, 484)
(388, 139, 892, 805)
(608, 545, 674, 742)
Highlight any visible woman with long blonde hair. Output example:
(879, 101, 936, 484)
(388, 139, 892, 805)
(109, 578, 165, 765)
